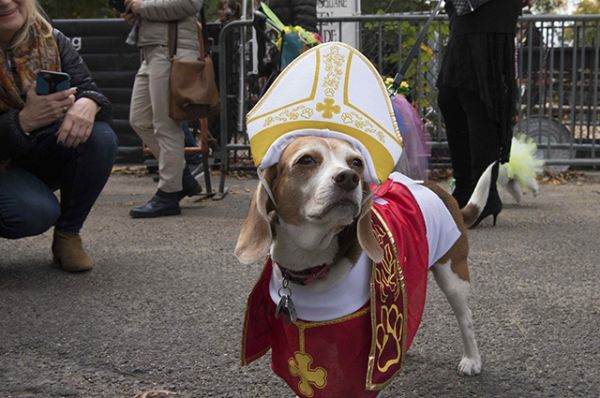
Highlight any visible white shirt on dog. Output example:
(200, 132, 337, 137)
(269, 172, 461, 322)
(384, 172, 461, 267)
(270, 251, 371, 322)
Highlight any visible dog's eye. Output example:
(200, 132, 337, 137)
(297, 155, 316, 165)
(351, 158, 364, 168)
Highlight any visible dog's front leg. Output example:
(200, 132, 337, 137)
(431, 261, 482, 376)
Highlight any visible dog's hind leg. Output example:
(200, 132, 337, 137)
(506, 178, 523, 204)
(431, 260, 482, 376)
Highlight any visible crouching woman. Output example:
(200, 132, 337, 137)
(0, 0, 117, 272)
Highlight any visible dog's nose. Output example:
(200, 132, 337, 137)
(333, 170, 359, 191)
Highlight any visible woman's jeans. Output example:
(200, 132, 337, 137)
(0, 122, 117, 239)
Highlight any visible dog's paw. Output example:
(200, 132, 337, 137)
(457, 355, 482, 376)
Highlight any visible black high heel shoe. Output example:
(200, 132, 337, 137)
(470, 191, 502, 229)
(452, 186, 474, 209)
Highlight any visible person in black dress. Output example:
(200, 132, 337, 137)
(437, 0, 528, 226)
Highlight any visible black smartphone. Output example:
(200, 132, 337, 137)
(109, 0, 127, 13)
(36, 70, 71, 95)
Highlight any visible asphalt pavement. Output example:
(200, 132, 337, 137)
(1, 171, 599, 398)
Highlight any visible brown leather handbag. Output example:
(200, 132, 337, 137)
(168, 10, 220, 121)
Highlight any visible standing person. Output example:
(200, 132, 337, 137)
(216, 0, 241, 24)
(266, 0, 317, 33)
(124, 0, 203, 218)
(437, 0, 527, 227)
(0, 0, 117, 272)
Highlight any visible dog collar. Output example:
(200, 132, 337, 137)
(276, 261, 333, 286)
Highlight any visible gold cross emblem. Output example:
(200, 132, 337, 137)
(288, 352, 327, 397)
(316, 98, 341, 119)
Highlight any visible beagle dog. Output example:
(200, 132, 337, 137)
(236, 136, 492, 396)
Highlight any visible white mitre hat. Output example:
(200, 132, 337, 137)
(246, 42, 403, 184)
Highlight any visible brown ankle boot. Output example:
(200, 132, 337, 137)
(52, 230, 94, 272)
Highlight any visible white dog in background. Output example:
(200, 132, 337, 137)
(497, 135, 544, 204)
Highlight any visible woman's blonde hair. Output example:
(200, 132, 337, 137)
(10, 0, 53, 49)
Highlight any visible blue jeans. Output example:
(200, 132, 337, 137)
(0, 122, 117, 239)
(183, 121, 202, 165)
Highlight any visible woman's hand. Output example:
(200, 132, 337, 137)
(18, 85, 76, 133)
(56, 97, 98, 148)
(121, 11, 137, 25)
(125, 0, 142, 14)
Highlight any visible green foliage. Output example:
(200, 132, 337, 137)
(575, 0, 600, 15)
(204, 1, 220, 23)
(573, 0, 600, 46)
(531, 0, 566, 14)
(359, 1, 447, 112)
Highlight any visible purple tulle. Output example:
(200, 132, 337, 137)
(391, 94, 431, 180)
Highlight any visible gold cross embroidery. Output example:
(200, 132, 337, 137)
(316, 98, 341, 119)
(288, 352, 327, 397)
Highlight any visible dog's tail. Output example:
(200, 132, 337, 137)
(461, 162, 495, 228)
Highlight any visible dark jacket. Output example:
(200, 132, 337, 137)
(445, 0, 519, 35)
(268, 0, 317, 32)
(0, 29, 112, 162)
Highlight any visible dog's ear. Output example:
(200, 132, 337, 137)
(234, 168, 276, 264)
(356, 197, 384, 263)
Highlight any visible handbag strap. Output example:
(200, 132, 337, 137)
(197, 7, 209, 57)
(168, 21, 178, 58)
(196, 22, 206, 58)
(168, 7, 209, 59)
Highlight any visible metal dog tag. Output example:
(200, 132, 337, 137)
(284, 295, 297, 324)
(275, 295, 297, 324)
(275, 276, 297, 324)
(275, 295, 288, 320)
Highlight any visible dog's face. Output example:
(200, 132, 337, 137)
(235, 136, 383, 267)
(273, 136, 366, 226)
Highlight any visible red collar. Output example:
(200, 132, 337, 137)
(275, 261, 332, 286)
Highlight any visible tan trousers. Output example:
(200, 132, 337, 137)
(129, 45, 198, 193)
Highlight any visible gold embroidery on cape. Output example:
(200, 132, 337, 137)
(316, 98, 341, 119)
(263, 105, 314, 127)
(288, 351, 327, 398)
(322, 45, 345, 98)
(375, 304, 403, 372)
(287, 306, 369, 396)
(373, 232, 400, 302)
(366, 209, 408, 391)
(372, 222, 403, 373)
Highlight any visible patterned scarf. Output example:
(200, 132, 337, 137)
(0, 20, 60, 112)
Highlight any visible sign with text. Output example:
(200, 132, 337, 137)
(317, 0, 360, 48)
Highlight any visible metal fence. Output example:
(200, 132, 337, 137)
(216, 14, 600, 193)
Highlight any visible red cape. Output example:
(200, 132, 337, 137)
(241, 178, 429, 397)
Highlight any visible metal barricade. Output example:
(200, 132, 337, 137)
(216, 14, 600, 195)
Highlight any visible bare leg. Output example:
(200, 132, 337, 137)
(431, 261, 482, 376)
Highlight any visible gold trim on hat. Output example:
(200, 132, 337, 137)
(247, 42, 405, 182)
(249, 120, 396, 183)
(343, 51, 403, 146)
(246, 48, 321, 124)
(248, 43, 403, 148)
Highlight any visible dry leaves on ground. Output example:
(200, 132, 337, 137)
(130, 389, 174, 398)
(540, 169, 586, 185)
(112, 165, 149, 176)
